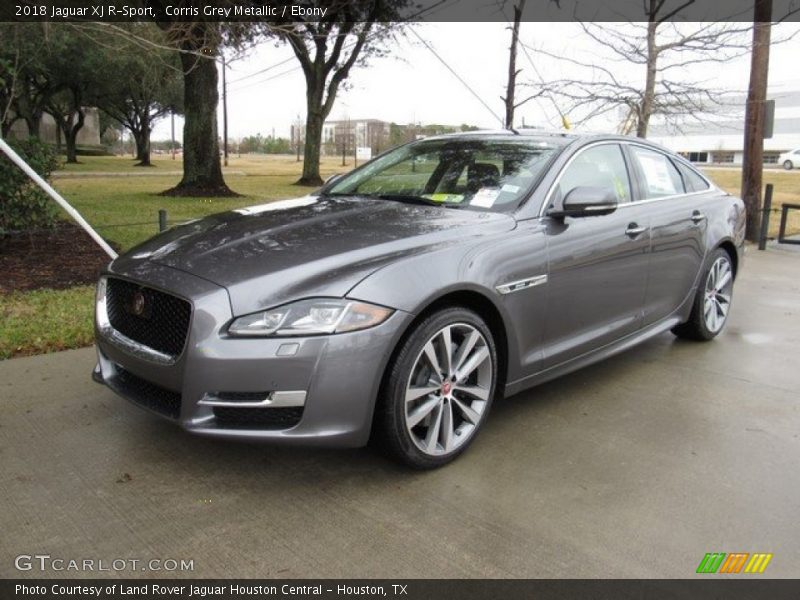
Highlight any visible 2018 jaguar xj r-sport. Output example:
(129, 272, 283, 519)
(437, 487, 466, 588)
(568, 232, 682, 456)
(93, 131, 745, 468)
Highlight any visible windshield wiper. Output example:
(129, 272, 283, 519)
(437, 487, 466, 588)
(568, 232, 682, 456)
(371, 194, 460, 208)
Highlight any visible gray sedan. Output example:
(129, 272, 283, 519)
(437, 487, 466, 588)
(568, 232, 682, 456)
(93, 131, 745, 468)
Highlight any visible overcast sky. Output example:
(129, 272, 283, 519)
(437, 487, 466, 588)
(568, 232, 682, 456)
(152, 22, 800, 142)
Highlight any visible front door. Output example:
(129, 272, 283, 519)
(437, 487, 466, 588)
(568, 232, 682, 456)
(542, 143, 650, 369)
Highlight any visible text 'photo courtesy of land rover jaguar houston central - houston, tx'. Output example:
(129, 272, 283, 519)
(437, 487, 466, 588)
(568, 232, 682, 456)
(93, 131, 745, 468)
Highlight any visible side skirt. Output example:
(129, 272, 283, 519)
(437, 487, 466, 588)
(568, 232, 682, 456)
(503, 315, 682, 398)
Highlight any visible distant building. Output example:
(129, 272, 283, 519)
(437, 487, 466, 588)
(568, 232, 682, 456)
(291, 118, 391, 156)
(321, 118, 391, 156)
(648, 90, 800, 165)
(7, 107, 102, 147)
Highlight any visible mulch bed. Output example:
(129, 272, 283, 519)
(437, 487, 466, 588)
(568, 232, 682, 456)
(0, 223, 116, 293)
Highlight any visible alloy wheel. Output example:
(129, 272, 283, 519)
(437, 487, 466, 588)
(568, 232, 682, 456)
(704, 256, 733, 333)
(404, 323, 493, 456)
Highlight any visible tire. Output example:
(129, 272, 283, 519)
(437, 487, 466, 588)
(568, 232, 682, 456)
(672, 248, 735, 341)
(377, 307, 498, 469)
(784, 160, 794, 170)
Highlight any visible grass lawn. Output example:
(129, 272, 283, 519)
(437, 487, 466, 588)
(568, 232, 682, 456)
(2, 156, 798, 360)
(0, 286, 95, 359)
(702, 167, 800, 238)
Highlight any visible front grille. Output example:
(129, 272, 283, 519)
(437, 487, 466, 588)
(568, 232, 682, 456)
(106, 278, 191, 357)
(213, 407, 304, 430)
(114, 367, 182, 419)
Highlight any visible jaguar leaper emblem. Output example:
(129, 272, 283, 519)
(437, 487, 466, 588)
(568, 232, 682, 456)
(131, 291, 146, 316)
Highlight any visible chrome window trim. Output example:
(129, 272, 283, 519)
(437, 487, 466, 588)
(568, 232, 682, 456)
(537, 140, 718, 218)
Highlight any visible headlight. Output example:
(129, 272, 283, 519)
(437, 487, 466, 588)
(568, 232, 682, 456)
(228, 298, 394, 337)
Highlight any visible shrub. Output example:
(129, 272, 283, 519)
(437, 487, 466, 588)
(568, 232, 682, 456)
(0, 138, 61, 235)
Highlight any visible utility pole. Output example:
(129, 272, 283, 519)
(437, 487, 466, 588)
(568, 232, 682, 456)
(503, 0, 526, 129)
(222, 54, 229, 167)
(741, 0, 772, 242)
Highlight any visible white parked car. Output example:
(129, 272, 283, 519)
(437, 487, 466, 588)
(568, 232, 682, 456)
(779, 148, 800, 170)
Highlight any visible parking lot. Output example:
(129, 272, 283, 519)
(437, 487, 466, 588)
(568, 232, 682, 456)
(1, 246, 798, 579)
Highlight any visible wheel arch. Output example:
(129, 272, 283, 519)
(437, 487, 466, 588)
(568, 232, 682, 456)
(717, 239, 739, 279)
(369, 289, 511, 440)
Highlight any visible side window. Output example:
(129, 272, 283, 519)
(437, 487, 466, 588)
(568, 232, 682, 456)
(674, 161, 710, 192)
(630, 146, 685, 198)
(555, 144, 631, 205)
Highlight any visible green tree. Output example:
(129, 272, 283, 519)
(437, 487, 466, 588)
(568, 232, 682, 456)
(0, 23, 53, 138)
(42, 27, 107, 163)
(94, 25, 183, 167)
(270, 1, 409, 186)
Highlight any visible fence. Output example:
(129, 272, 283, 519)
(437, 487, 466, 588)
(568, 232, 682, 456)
(758, 183, 800, 249)
(1, 209, 173, 239)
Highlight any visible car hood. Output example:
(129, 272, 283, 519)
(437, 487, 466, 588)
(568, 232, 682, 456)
(114, 195, 516, 315)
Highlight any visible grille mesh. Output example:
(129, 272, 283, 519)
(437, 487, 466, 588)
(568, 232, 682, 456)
(213, 407, 304, 430)
(106, 278, 191, 357)
(114, 367, 181, 419)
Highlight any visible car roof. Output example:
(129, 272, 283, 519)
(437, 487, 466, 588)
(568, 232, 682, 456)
(417, 129, 681, 154)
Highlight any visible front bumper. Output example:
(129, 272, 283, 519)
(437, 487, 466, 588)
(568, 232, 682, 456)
(93, 263, 411, 447)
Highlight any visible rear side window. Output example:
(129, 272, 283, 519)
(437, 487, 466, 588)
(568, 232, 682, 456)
(554, 144, 632, 204)
(630, 146, 685, 198)
(674, 161, 711, 192)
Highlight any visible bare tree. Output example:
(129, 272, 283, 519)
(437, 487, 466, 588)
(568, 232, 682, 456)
(524, 1, 751, 137)
(502, 0, 527, 129)
(268, 1, 408, 186)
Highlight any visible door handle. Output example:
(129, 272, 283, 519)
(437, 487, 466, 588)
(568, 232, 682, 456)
(625, 223, 647, 237)
(691, 210, 706, 224)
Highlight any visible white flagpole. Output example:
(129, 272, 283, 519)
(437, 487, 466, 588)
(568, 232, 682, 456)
(0, 137, 117, 259)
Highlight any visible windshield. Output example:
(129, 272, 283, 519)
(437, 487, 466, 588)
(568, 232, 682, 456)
(325, 137, 564, 212)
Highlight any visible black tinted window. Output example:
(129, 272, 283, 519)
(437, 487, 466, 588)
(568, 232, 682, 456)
(555, 144, 631, 204)
(630, 146, 685, 198)
(674, 161, 711, 192)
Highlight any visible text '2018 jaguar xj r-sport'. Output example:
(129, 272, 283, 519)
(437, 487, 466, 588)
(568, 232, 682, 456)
(93, 131, 745, 468)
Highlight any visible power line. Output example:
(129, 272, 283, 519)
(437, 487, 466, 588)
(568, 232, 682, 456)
(228, 1, 457, 91)
(228, 54, 296, 85)
(410, 27, 504, 127)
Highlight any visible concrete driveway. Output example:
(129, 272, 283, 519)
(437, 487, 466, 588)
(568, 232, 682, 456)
(1, 247, 798, 579)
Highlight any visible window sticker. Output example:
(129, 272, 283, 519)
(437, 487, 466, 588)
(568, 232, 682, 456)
(424, 193, 464, 204)
(637, 152, 678, 195)
(470, 188, 500, 208)
(501, 183, 520, 194)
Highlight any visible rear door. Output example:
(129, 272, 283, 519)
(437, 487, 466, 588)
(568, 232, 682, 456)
(626, 145, 708, 326)
(542, 143, 650, 369)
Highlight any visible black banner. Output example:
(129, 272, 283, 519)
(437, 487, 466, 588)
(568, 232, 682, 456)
(2, 0, 800, 23)
(3, 580, 800, 600)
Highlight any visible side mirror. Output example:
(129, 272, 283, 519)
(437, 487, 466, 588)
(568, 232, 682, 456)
(552, 186, 618, 217)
